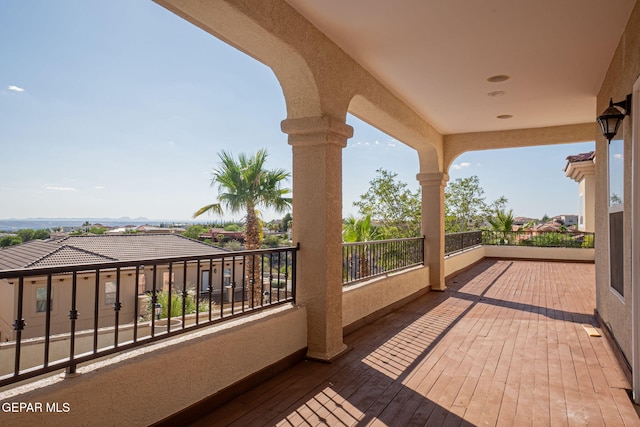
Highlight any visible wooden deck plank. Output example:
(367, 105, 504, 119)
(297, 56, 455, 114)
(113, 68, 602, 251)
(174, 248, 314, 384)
(189, 260, 638, 427)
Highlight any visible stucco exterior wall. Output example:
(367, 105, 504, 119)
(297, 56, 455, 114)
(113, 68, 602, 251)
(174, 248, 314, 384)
(0, 279, 15, 342)
(595, 1, 640, 363)
(444, 246, 486, 278)
(484, 246, 596, 262)
(0, 304, 307, 426)
(342, 266, 430, 330)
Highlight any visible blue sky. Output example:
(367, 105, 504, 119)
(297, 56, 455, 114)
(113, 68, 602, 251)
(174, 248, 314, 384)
(0, 1, 594, 222)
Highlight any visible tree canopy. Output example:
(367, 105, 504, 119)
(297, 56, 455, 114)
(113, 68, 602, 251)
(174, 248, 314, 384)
(444, 175, 508, 232)
(353, 168, 421, 238)
(193, 149, 292, 250)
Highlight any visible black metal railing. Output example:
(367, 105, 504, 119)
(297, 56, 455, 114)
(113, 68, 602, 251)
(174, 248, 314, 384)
(0, 245, 298, 387)
(481, 230, 595, 248)
(342, 237, 424, 285)
(444, 231, 483, 255)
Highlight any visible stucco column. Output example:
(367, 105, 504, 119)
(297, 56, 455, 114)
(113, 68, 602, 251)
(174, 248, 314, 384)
(417, 172, 449, 291)
(281, 116, 353, 361)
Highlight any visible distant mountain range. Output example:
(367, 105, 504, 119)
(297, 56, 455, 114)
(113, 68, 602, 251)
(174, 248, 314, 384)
(0, 218, 199, 232)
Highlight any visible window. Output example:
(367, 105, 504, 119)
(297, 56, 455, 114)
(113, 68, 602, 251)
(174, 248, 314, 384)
(35, 287, 53, 313)
(224, 268, 231, 287)
(201, 270, 210, 293)
(105, 281, 117, 305)
(609, 138, 624, 207)
(608, 135, 624, 296)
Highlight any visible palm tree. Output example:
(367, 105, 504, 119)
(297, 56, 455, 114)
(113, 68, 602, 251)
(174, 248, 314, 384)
(343, 214, 379, 279)
(194, 149, 292, 306)
(488, 208, 515, 244)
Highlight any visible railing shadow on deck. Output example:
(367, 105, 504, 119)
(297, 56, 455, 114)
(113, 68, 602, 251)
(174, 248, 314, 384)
(193, 259, 516, 426)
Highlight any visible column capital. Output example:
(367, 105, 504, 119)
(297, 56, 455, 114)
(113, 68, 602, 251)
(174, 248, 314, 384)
(281, 116, 353, 148)
(416, 172, 449, 187)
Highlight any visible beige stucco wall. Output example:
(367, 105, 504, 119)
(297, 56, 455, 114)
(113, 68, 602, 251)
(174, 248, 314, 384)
(444, 246, 486, 278)
(594, 1, 640, 363)
(0, 304, 307, 426)
(342, 266, 429, 330)
(484, 246, 596, 262)
(0, 279, 15, 342)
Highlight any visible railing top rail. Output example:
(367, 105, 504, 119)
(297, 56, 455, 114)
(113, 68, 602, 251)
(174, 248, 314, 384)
(0, 245, 299, 279)
(342, 236, 424, 247)
(444, 230, 483, 236)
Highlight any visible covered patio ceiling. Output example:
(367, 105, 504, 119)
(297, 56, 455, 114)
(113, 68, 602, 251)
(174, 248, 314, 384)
(285, 0, 636, 134)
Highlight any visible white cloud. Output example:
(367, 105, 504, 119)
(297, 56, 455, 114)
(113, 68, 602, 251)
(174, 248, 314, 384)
(451, 162, 472, 170)
(8, 85, 24, 92)
(614, 154, 623, 160)
(43, 185, 78, 192)
(94, 186, 106, 190)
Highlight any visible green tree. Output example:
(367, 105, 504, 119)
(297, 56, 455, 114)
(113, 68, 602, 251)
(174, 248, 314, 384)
(0, 235, 22, 247)
(343, 214, 380, 278)
(16, 229, 35, 242)
(445, 175, 507, 233)
(280, 213, 292, 232)
(183, 225, 208, 240)
(342, 214, 379, 243)
(488, 208, 515, 244)
(354, 169, 421, 238)
(193, 149, 292, 306)
(33, 229, 51, 240)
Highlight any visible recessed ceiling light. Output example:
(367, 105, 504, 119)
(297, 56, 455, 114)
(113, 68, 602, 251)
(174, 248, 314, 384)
(487, 75, 510, 83)
(497, 114, 513, 119)
(488, 90, 506, 97)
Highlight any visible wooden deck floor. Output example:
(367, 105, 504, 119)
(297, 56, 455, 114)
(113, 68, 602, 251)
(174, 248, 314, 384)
(191, 260, 639, 426)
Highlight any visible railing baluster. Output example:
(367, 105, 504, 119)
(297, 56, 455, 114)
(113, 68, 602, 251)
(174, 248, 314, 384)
(151, 264, 157, 337)
(196, 261, 201, 325)
(231, 255, 236, 315)
(219, 257, 225, 318)
(167, 262, 173, 333)
(93, 269, 100, 353)
(0, 245, 299, 387)
(114, 267, 121, 347)
(133, 265, 140, 342)
(43, 274, 52, 368)
(208, 258, 213, 322)
(181, 260, 187, 329)
(13, 277, 25, 376)
(68, 271, 79, 375)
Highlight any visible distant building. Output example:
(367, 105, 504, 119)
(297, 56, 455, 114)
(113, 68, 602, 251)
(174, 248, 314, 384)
(564, 151, 595, 232)
(552, 214, 579, 227)
(0, 234, 240, 341)
(199, 228, 245, 243)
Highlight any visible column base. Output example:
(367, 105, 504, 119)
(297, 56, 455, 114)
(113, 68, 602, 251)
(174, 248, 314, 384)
(305, 343, 349, 363)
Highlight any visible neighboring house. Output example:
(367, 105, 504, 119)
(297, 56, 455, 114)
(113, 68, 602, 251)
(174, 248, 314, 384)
(199, 228, 245, 243)
(513, 217, 536, 227)
(0, 234, 243, 341)
(564, 151, 596, 232)
(552, 214, 579, 227)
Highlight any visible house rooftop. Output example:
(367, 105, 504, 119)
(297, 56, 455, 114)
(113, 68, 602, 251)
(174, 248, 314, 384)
(0, 234, 227, 271)
(564, 151, 595, 171)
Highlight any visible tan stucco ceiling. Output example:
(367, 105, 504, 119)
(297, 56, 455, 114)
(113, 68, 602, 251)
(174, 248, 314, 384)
(285, 0, 636, 134)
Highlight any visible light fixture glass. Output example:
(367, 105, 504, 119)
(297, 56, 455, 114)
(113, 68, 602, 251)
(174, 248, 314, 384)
(597, 96, 631, 142)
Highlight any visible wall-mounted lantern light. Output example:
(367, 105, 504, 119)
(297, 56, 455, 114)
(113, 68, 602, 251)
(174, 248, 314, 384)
(597, 94, 632, 142)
